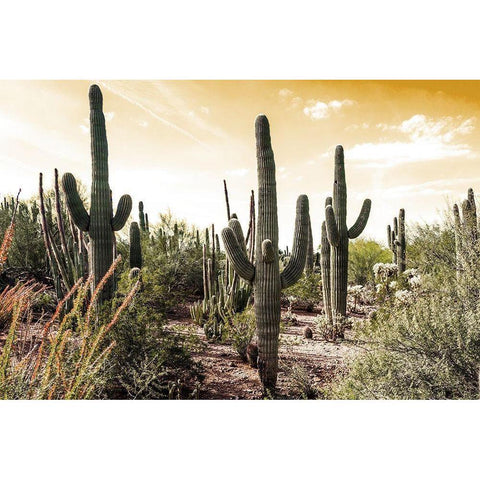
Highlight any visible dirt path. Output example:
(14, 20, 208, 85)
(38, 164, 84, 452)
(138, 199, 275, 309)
(169, 306, 363, 399)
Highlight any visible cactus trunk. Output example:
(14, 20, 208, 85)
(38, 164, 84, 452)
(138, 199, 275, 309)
(324, 146, 371, 334)
(222, 115, 309, 394)
(62, 85, 132, 304)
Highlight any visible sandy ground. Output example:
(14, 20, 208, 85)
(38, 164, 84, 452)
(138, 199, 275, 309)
(168, 306, 364, 399)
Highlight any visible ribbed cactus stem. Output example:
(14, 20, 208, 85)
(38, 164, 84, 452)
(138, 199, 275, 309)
(321, 208, 333, 324)
(305, 215, 314, 272)
(129, 222, 142, 269)
(221, 115, 309, 393)
(397, 209, 406, 274)
(139, 201, 146, 231)
(62, 84, 132, 303)
(324, 146, 371, 331)
(453, 188, 478, 282)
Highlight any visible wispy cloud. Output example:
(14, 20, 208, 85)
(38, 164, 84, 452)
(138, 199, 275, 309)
(303, 99, 356, 120)
(348, 114, 476, 168)
(373, 177, 480, 198)
(278, 88, 356, 118)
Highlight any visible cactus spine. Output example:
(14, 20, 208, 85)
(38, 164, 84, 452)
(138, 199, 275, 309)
(222, 115, 310, 393)
(62, 85, 132, 303)
(324, 146, 371, 333)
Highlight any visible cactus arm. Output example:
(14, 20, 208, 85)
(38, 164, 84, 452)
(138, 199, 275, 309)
(348, 198, 372, 239)
(320, 220, 333, 324)
(387, 224, 392, 250)
(305, 214, 314, 272)
(261, 239, 275, 263)
(112, 194, 132, 231)
(281, 194, 310, 289)
(228, 218, 248, 256)
(325, 205, 340, 247)
(221, 227, 255, 282)
(62, 173, 90, 231)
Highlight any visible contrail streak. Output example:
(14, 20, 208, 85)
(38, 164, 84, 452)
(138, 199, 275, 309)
(98, 81, 211, 150)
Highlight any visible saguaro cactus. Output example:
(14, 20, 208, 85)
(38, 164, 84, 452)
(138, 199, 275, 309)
(388, 209, 406, 273)
(138, 201, 146, 232)
(222, 115, 310, 393)
(324, 146, 371, 332)
(320, 205, 332, 325)
(129, 221, 142, 269)
(62, 85, 132, 302)
(453, 188, 478, 280)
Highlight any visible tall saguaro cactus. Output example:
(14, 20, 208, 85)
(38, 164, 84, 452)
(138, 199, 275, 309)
(62, 85, 132, 302)
(453, 188, 478, 281)
(324, 146, 371, 332)
(129, 221, 142, 270)
(388, 209, 406, 273)
(222, 115, 310, 393)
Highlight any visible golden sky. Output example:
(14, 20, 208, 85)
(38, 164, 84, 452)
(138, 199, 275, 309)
(1, 80, 480, 248)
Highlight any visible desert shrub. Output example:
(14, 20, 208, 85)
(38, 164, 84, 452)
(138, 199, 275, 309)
(0, 259, 140, 399)
(282, 361, 318, 399)
(0, 198, 46, 275)
(223, 307, 256, 361)
(407, 221, 456, 277)
(117, 213, 204, 310)
(282, 272, 322, 311)
(101, 295, 201, 399)
(348, 238, 392, 285)
(326, 216, 480, 399)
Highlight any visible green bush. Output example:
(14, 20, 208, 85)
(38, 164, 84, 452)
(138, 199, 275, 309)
(102, 277, 202, 399)
(223, 307, 256, 361)
(282, 272, 322, 311)
(326, 215, 480, 400)
(348, 238, 392, 285)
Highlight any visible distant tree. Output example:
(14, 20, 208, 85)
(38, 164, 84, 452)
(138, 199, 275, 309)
(348, 238, 391, 285)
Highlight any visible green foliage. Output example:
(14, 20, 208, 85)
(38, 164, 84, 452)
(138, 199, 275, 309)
(102, 289, 201, 399)
(348, 238, 391, 285)
(282, 272, 322, 311)
(117, 213, 204, 311)
(327, 212, 480, 399)
(282, 362, 318, 399)
(223, 307, 256, 360)
(0, 197, 45, 274)
(407, 221, 456, 277)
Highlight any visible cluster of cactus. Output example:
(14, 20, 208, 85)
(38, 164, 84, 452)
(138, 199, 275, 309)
(190, 224, 223, 338)
(39, 169, 88, 302)
(190, 186, 255, 339)
(453, 188, 479, 281)
(222, 115, 310, 393)
(320, 146, 371, 339)
(387, 209, 406, 274)
(62, 85, 132, 304)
